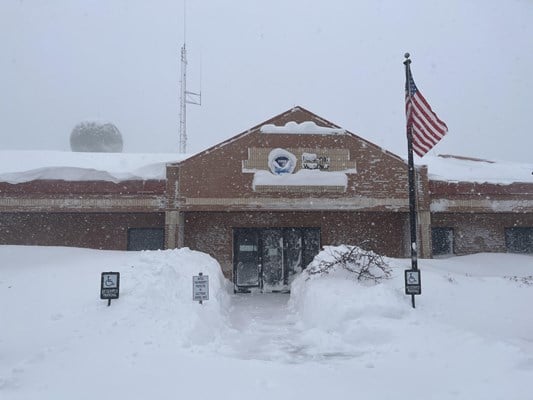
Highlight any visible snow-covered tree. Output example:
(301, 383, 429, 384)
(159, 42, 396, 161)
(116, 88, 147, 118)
(70, 121, 123, 152)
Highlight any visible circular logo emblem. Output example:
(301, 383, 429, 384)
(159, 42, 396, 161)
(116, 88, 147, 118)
(268, 148, 297, 175)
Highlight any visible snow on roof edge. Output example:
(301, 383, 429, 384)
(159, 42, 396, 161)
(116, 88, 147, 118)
(260, 121, 346, 135)
(0, 150, 191, 184)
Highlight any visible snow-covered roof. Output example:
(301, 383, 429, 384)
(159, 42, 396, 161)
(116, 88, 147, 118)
(0, 151, 190, 184)
(0, 151, 531, 185)
(422, 155, 533, 184)
(260, 121, 346, 135)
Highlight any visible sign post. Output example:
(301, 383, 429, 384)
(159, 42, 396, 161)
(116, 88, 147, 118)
(405, 269, 422, 300)
(192, 272, 209, 304)
(100, 272, 120, 306)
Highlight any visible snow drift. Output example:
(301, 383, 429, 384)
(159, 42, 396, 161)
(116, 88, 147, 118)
(1, 245, 533, 400)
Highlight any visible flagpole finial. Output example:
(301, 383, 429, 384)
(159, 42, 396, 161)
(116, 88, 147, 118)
(404, 52, 410, 59)
(404, 52, 411, 65)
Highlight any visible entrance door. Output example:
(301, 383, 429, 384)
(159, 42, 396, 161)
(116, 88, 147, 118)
(233, 228, 320, 292)
(234, 229, 260, 288)
(261, 229, 284, 290)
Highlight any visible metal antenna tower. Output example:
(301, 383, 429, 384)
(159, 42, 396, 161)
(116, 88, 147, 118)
(178, 2, 201, 154)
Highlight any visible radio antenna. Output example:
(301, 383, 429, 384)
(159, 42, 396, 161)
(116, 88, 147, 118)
(178, 0, 201, 154)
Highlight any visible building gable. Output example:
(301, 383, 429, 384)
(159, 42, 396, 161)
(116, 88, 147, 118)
(169, 106, 421, 212)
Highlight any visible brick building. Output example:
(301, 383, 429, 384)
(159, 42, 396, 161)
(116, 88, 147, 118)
(1, 107, 532, 291)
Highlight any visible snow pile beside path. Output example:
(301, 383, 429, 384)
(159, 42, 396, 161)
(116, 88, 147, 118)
(0, 246, 235, 398)
(289, 246, 408, 355)
(117, 248, 233, 345)
(0, 246, 233, 368)
(289, 246, 533, 393)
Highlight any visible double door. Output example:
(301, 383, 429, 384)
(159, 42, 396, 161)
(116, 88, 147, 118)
(233, 227, 320, 292)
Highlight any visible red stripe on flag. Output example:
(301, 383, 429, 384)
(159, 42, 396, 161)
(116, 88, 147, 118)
(413, 92, 448, 131)
(412, 94, 447, 137)
(405, 88, 448, 157)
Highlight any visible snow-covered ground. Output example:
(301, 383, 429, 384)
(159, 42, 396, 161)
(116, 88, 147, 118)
(1, 245, 532, 399)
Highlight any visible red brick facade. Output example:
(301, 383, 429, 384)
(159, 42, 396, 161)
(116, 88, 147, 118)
(0, 107, 531, 282)
(0, 212, 164, 249)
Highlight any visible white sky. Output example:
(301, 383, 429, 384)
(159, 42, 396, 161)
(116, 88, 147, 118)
(1, 0, 532, 163)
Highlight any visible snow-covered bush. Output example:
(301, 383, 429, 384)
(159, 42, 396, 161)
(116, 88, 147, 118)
(70, 121, 123, 152)
(305, 245, 392, 284)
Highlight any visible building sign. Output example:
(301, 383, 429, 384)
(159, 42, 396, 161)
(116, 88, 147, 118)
(193, 273, 209, 303)
(302, 153, 330, 170)
(404, 269, 421, 295)
(268, 148, 297, 175)
(100, 272, 120, 305)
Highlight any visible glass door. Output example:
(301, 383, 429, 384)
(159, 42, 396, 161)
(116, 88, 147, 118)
(234, 229, 260, 288)
(233, 227, 321, 292)
(261, 229, 284, 290)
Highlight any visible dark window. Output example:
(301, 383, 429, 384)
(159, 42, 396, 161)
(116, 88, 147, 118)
(127, 228, 164, 251)
(505, 227, 533, 254)
(432, 227, 454, 256)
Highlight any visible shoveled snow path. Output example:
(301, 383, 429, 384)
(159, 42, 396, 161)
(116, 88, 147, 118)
(218, 293, 358, 363)
(219, 294, 304, 362)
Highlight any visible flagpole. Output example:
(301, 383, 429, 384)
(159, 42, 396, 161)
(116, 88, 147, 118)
(404, 52, 417, 309)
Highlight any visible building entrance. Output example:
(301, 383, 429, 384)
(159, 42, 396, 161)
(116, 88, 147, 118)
(233, 227, 320, 292)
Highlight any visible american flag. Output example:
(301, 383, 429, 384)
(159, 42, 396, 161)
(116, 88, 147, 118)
(405, 73, 448, 157)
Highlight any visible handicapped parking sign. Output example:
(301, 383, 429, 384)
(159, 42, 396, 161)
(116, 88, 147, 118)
(405, 269, 421, 295)
(100, 272, 120, 306)
(104, 274, 118, 288)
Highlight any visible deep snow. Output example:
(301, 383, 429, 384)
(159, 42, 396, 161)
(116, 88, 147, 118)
(0, 151, 188, 183)
(1, 245, 532, 399)
(0, 150, 532, 184)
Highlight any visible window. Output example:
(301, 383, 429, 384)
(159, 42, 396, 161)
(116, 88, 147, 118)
(127, 228, 164, 251)
(432, 227, 454, 256)
(505, 227, 533, 254)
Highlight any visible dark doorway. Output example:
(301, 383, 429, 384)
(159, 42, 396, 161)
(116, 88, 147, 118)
(127, 228, 165, 251)
(233, 227, 320, 292)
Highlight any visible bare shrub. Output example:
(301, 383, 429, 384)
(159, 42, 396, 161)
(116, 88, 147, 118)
(306, 246, 392, 284)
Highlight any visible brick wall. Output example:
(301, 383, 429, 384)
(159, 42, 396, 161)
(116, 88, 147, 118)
(431, 212, 533, 254)
(0, 212, 164, 250)
(182, 211, 409, 277)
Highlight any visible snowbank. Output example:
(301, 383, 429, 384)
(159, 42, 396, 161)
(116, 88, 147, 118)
(0, 245, 233, 380)
(0, 151, 189, 183)
(289, 246, 408, 355)
(2, 245, 533, 399)
(288, 245, 533, 397)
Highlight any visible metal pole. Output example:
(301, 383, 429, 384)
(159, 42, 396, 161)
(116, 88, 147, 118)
(404, 53, 417, 309)
(179, 44, 188, 153)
